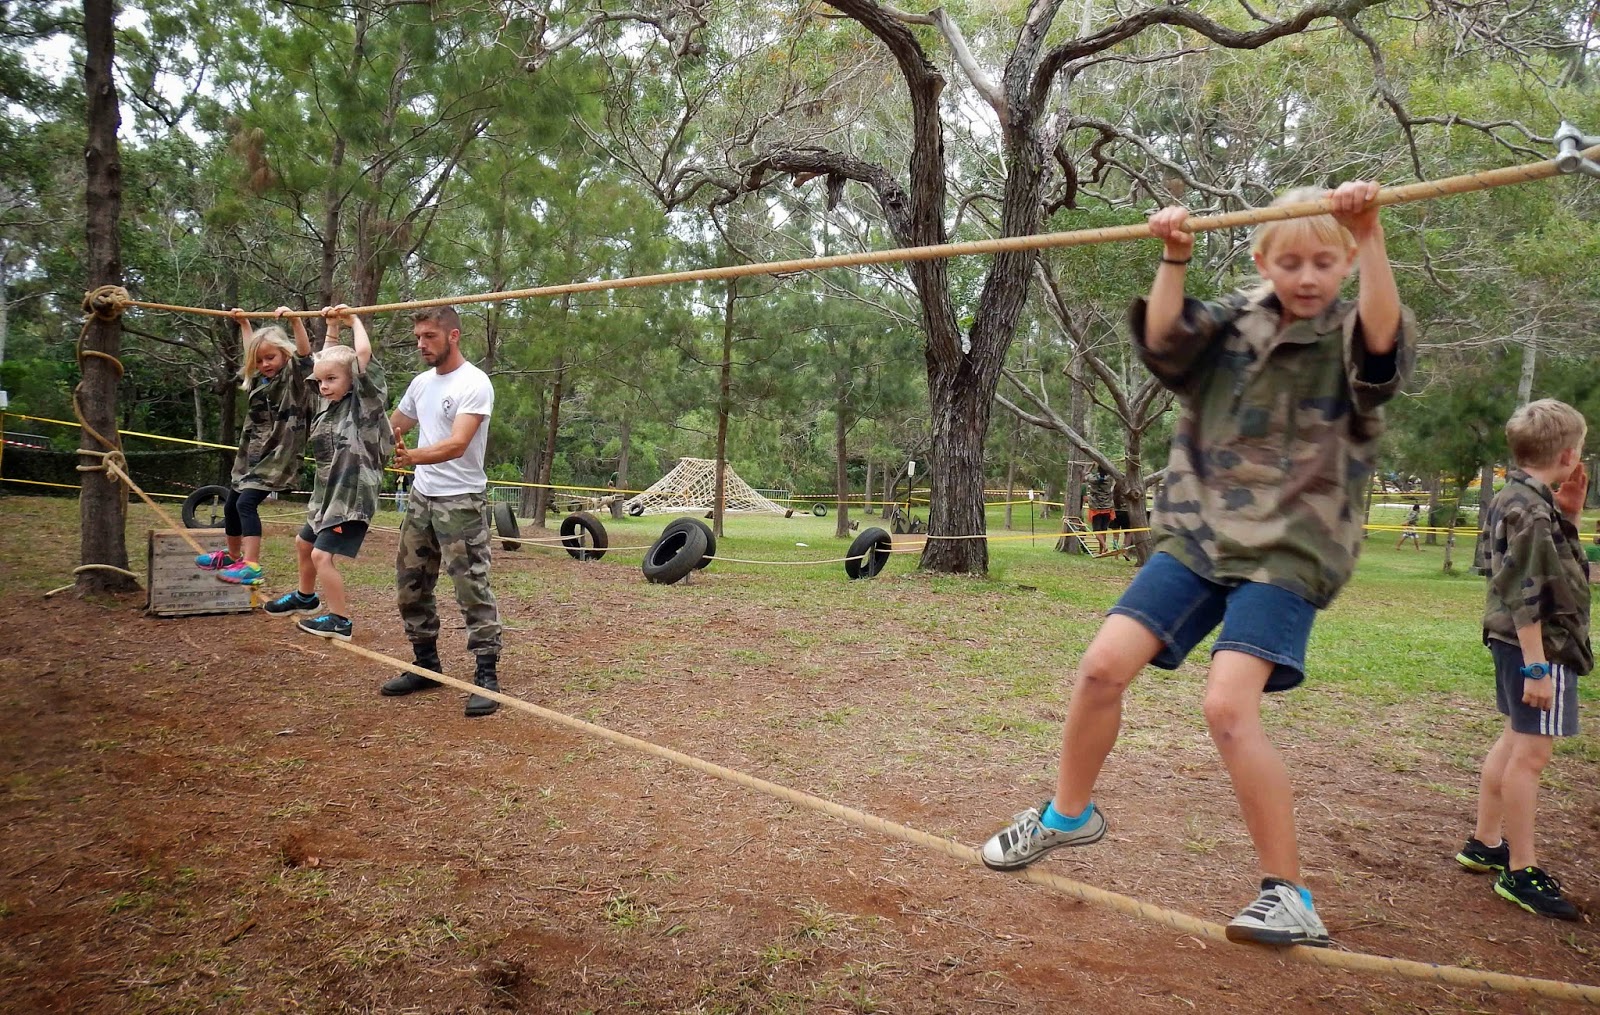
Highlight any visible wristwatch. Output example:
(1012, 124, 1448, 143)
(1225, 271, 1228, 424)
(1520, 662, 1551, 680)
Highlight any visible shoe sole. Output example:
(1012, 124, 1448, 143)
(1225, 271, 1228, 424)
(1224, 924, 1330, 948)
(297, 624, 352, 642)
(980, 809, 1107, 871)
(465, 702, 500, 717)
(381, 681, 442, 697)
(265, 605, 321, 617)
(216, 576, 265, 586)
(1456, 853, 1505, 874)
(1494, 881, 1582, 920)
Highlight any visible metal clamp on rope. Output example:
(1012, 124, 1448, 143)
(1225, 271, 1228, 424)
(1553, 121, 1600, 179)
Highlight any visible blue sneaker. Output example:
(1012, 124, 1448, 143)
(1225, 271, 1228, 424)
(297, 613, 352, 642)
(217, 561, 265, 585)
(195, 550, 237, 571)
(263, 590, 321, 616)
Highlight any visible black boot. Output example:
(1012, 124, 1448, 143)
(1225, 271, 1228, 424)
(381, 640, 443, 696)
(465, 654, 500, 717)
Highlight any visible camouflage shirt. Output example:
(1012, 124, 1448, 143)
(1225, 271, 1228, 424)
(1087, 474, 1115, 511)
(1474, 469, 1592, 673)
(306, 358, 393, 533)
(231, 354, 315, 491)
(1131, 290, 1417, 608)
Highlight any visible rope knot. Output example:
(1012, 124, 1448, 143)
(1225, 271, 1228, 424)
(82, 285, 131, 322)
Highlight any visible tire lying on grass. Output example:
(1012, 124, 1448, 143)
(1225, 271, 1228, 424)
(660, 517, 716, 570)
(627, 502, 645, 517)
(493, 501, 522, 551)
(845, 526, 893, 580)
(559, 511, 609, 561)
(642, 523, 708, 585)
(182, 484, 231, 529)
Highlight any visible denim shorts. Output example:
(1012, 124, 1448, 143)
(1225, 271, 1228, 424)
(1108, 552, 1317, 692)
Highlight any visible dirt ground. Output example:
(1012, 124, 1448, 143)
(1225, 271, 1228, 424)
(2, 502, 1598, 1014)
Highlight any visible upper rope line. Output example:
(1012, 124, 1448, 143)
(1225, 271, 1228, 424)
(108, 145, 1600, 321)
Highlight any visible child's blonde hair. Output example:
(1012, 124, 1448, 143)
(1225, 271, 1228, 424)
(1251, 186, 1358, 260)
(240, 325, 297, 389)
(313, 343, 361, 383)
(1506, 399, 1587, 469)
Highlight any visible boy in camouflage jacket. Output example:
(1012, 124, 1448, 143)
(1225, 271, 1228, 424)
(983, 181, 1416, 948)
(1455, 399, 1590, 921)
(263, 305, 393, 642)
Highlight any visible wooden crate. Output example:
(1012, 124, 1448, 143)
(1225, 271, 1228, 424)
(146, 529, 258, 617)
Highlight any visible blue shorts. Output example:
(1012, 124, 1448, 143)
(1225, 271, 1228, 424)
(1490, 640, 1581, 737)
(1108, 552, 1317, 692)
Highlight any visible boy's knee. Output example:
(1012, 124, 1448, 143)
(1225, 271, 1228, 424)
(1202, 690, 1254, 741)
(311, 548, 336, 569)
(1075, 645, 1135, 699)
(1507, 733, 1554, 771)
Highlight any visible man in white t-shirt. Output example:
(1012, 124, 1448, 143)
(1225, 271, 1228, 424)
(381, 305, 505, 717)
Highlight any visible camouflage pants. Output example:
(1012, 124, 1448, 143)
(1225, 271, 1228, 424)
(396, 491, 502, 656)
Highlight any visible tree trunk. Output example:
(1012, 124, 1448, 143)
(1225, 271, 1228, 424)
(1517, 337, 1536, 406)
(616, 410, 632, 491)
(520, 390, 546, 517)
(921, 357, 992, 574)
(534, 362, 564, 528)
(1121, 429, 1152, 564)
(833, 392, 850, 539)
(713, 281, 734, 539)
(77, 0, 136, 594)
(863, 461, 874, 515)
(1004, 414, 1017, 530)
(1425, 473, 1442, 546)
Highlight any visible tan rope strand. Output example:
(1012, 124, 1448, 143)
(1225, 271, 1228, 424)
(101, 458, 207, 556)
(325, 638, 1600, 1005)
(115, 146, 1600, 321)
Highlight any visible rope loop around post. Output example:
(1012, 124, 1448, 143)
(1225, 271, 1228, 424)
(81, 284, 131, 322)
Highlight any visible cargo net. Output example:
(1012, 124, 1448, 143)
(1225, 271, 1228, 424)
(624, 458, 789, 516)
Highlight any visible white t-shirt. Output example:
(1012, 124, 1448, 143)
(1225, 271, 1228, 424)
(397, 360, 494, 497)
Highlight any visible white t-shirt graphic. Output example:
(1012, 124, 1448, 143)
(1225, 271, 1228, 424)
(398, 361, 494, 496)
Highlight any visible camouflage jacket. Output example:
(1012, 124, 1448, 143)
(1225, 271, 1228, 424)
(231, 354, 315, 491)
(1474, 469, 1592, 673)
(306, 358, 393, 532)
(1131, 290, 1417, 608)
(1087, 475, 1115, 511)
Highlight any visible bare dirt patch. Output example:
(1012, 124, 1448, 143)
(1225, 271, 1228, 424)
(1, 500, 1597, 1013)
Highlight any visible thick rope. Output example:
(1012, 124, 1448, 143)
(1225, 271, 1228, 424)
(326, 637, 1600, 1005)
(108, 145, 1600, 320)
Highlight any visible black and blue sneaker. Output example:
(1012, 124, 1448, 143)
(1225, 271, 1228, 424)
(1455, 837, 1511, 874)
(297, 613, 353, 642)
(264, 590, 321, 616)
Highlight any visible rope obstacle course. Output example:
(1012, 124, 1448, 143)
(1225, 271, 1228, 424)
(49, 138, 1600, 1004)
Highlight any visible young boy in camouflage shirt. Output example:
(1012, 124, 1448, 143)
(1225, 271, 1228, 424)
(1456, 399, 1590, 921)
(264, 305, 393, 641)
(981, 181, 1416, 947)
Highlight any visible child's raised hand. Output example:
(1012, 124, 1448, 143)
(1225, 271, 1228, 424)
(1147, 205, 1194, 261)
(228, 307, 247, 321)
(1328, 180, 1382, 241)
(1555, 460, 1588, 520)
(274, 305, 293, 319)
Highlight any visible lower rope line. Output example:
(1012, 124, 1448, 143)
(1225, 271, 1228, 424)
(325, 638, 1598, 1005)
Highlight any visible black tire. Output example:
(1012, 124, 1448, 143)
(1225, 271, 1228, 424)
(642, 523, 707, 585)
(661, 517, 715, 569)
(811, 502, 828, 517)
(182, 485, 231, 529)
(493, 501, 522, 551)
(559, 511, 609, 561)
(627, 502, 645, 517)
(845, 526, 893, 580)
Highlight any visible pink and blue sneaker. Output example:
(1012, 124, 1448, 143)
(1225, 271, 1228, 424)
(217, 560, 265, 585)
(195, 550, 237, 571)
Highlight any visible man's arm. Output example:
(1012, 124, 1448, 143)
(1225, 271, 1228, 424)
(390, 409, 418, 442)
(395, 412, 483, 467)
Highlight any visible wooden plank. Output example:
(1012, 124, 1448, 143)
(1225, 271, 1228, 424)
(146, 529, 257, 617)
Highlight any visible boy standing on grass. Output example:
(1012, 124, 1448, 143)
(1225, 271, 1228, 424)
(980, 181, 1416, 948)
(1456, 399, 1589, 921)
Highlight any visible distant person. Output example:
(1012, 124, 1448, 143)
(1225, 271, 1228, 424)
(1455, 399, 1589, 921)
(1395, 502, 1422, 550)
(265, 306, 393, 641)
(197, 307, 313, 586)
(1085, 467, 1116, 554)
(981, 181, 1415, 948)
(382, 305, 504, 718)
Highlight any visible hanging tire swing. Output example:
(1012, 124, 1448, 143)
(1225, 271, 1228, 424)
(493, 501, 522, 551)
(845, 526, 894, 580)
(182, 485, 231, 529)
(642, 523, 708, 585)
(660, 517, 716, 570)
(559, 511, 609, 561)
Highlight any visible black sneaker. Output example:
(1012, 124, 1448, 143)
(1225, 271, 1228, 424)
(1456, 837, 1511, 874)
(1495, 866, 1581, 921)
(465, 655, 500, 717)
(381, 644, 442, 697)
(297, 613, 353, 642)
(263, 590, 321, 616)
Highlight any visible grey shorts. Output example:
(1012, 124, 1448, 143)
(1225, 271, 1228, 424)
(1490, 640, 1580, 737)
(298, 520, 369, 559)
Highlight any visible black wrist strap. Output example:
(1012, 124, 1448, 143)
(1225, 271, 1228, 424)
(1161, 256, 1191, 266)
